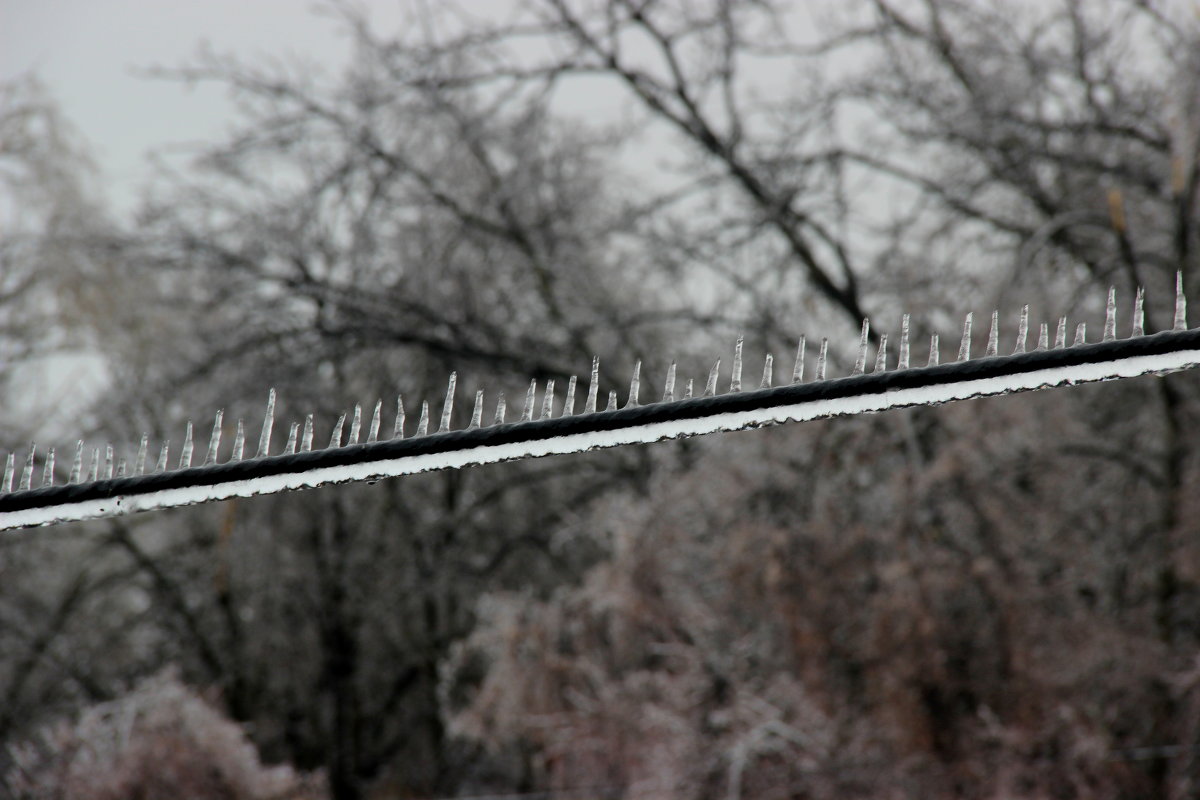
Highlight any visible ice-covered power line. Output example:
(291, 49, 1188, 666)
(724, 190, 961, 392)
(1, 279, 1197, 531)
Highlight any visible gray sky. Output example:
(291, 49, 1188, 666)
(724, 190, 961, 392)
(0, 0, 416, 212)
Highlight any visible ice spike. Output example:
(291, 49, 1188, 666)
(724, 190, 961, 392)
(301, 414, 314, 452)
(626, 361, 641, 408)
(853, 320, 869, 375)
(564, 376, 577, 416)
(203, 411, 223, 466)
(494, 393, 507, 425)
(731, 338, 743, 392)
(2, 454, 13, 493)
(41, 447, 54, 488)
(793, 336, 806, 383)
(69, 441, 83, 484)
(231, 420, 245, 461)
(704, 360, 720, 397)
(816, 339, 828, 381)
(154, 442, 169, 473)
(899, 317, 910, 370)
(103, 445, 113, 480)
(1014, 306, 1029, 354)
(1103, 287, 1117, 342)
(928, 334, 940, 367)
(1074, 323, 1087, 346)
(439, 373, 456, 433)
(86, 449, 99, 483)
(586, 357, 599, 414)
(1037, 323, 1049, 351)
(284, 423, 299, 454)
(134, 434, 148, 476)
(348, 404, 362, 445)
(115, 459, 126, 479)
(521, 380, 536, 422)
(367, 399, 382, 443)
(986, 311, 999, 357)
(1175, 271, 1188, 330)
(761, 354, 773, 388)
(540, 380, 556, 420)
(329, 413, 347, 449)
(684, 379, 694, 399)
(256, 388, 276, 458)
(663, 362, 676, 403)
(470, 390, 484, 428)
(873, 334, 888, 373)
(606, 390, 618, 411)
(958, 313, 973, 361)
(18, 446, 34, 492)
(1133, 287, 1145, 337)
(393, 397, 405, 439)
(416, 402, 429, 436)
(180, 422, 194, 468)
(1055, 317, 1067, 349)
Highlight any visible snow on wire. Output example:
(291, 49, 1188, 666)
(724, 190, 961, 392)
(1, 277, 1197, 531)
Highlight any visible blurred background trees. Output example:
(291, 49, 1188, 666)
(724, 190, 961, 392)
(3, 1, 1200, 798)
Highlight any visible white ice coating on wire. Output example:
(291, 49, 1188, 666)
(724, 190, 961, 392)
(9, 343, 1198, 531)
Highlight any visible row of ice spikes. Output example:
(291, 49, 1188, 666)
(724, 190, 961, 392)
(1, 276, 1188, 495)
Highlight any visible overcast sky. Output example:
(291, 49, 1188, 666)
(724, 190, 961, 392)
(0, 0, 426, 212)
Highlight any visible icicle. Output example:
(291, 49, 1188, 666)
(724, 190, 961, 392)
(393, 397, 405, 439)
(760, 354, 774, 388)
(203, 410, 224, 466)
(180, 422, 194, 469)
(301, 414, 314, 452)
(663, 362, 676, 403)
(19, 445, 35, 491)
(348, 404, 362, 444)
(1175, 271, 1188, 330)
(230, 420, 245, 461)
(284, 422, 299, 454)
(1054, 317, 1067, 349)
(1132, 287, 1145, 337)
(586, 357, 600, 414)
(873, 334, 888, 373)
(684, 379, 694, 399)
(564, 376, 577, 416)
(256, 388, 276, 458)
(704, 360, 720, 397)
(2, 454, 14, 492)
(103, 445, 114, 480)
(606, 390, 618, 411)
(439, 373, 456, 432)
(985, 311, 999, 357)
(133, 433, 148, 476)
(957, 313, 973, 361)
(793, 336, 806, 383)
(154, 442, 169, 473)
(87, 449, 99, 483)
(928, 334, 940, 367)
(1014, 306, 1029, 354)
(494, 392, 507, 424)
(521, 380, 536, 422)
(41, 447, 55, 488)
(1073, 322, 1087, 346)
(899, 316, 911, 370)
(540, 380, 556, 419)
(367, 399, 382, 443)
(852, 320, 870, 375)
(416, 402, 429, 436)
(328, 413, 347, 448)
(1103, 287, 1117, 342)
(731, 338, 744, 391)
(469, 390, 484, 428)
(115, 459, 126, 479)
(69, 441, 83, 484)
(816, 339, 828, 380)
(1036, 323, 1049, 351)
(626, 361, 641, 408)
